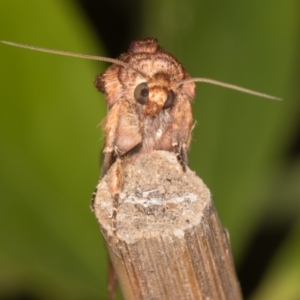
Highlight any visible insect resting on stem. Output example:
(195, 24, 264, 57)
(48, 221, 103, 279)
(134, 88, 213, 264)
(1, 38, 281, 235)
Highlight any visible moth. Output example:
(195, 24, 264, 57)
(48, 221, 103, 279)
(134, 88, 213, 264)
(1, 38, 280, 235)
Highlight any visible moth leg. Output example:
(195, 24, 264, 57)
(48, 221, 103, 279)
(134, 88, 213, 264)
(111, 193, 120, 235)
(101, 147, 116, 178)
(180, 142, 189, 166)
(109, 156, 123, 234)
(90, 150, 115, 211)
(172, 122, 189, 172)
(173, 143, 187, 172)
(90, 179, 101, 211)
(90, 188, 98, 212)
(172, 96, 193, 171)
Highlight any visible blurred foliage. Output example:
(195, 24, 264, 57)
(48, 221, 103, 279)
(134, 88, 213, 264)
(0, 0, 299, 299)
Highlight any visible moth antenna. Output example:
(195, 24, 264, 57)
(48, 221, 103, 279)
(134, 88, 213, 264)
(1, 40, 147, 80)
(177, 77, 282, 101)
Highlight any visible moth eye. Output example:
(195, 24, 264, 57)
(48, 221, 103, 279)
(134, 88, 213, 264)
(134, 82, 149, 105)
(163, 90, 175, 109)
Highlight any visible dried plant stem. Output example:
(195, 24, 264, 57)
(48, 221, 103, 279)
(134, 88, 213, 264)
(93, 151, 242, 300)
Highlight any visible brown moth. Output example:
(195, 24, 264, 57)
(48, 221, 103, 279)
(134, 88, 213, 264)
(89, 38, 281, 235)
(1, 38, 281, 236)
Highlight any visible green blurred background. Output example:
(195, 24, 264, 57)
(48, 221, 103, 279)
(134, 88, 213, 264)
(0, 1, 299, 299)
